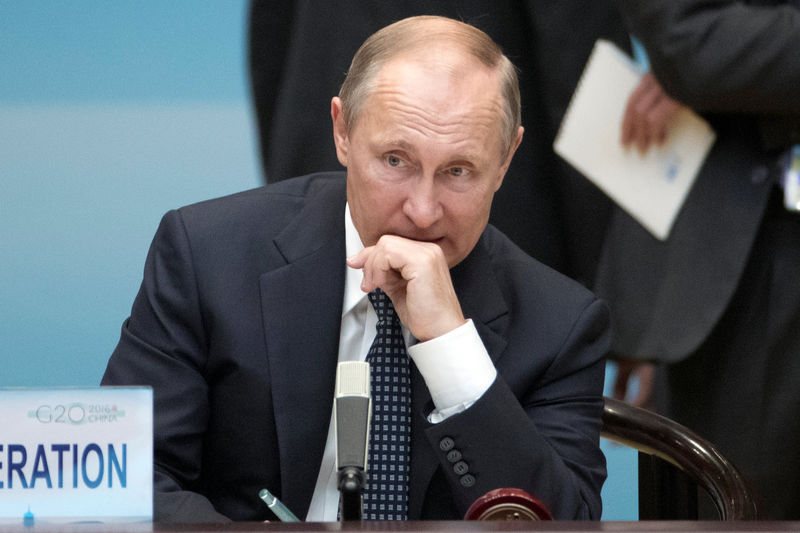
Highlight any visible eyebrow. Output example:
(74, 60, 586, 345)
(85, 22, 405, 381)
(378, 138, 483, 165)
(379, 138, 414, 151)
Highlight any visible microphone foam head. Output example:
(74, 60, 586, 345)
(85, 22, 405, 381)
(336, 361, 370, 397)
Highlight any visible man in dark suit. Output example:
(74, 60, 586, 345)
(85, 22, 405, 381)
(103, 16, 610, 522)
(596, 0, 800, 519)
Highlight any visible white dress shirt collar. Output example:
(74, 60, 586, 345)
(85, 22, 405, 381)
(343, 203, 368, 317)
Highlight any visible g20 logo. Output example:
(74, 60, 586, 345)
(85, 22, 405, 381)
(28, 403, 124, 424)
(33, 404, 86, 425)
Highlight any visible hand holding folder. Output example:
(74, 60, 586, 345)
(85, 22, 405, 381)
(554, 40, 716, 241)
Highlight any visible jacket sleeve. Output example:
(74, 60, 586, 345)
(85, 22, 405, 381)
(101, 210, 230, 523)
(423, 298, 610, 520)
(614, 0, 800, 114)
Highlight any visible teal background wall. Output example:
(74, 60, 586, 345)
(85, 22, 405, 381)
(0, 2, 636, 520)
(0, 2, 261, 387)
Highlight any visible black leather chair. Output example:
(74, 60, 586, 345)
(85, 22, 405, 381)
(601, 397, 759, 520)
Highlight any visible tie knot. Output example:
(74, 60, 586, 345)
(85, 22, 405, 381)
(368, 289, 397, 325)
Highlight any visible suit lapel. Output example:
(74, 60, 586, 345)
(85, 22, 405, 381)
(450, 235, 509, 360)
(407, 230, 510, 416)
(407, 231, 509, 518)
(259, 178, 347, 518)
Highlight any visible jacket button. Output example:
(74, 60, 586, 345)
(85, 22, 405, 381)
(439, 437, 455, 451)
(453, 461, 469, 475)
(460, 474, 476, 487)
(446, 449, 462, 463)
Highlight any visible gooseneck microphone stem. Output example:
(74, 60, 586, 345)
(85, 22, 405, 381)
(334, 361, 372, 521)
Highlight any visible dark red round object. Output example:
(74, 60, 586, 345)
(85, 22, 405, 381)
(464, 488, 553, 521)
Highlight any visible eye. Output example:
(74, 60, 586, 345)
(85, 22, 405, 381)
(385, 154, 405, 167)
(447, 166, 469, 177)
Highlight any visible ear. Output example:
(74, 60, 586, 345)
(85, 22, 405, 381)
(331, 96, 350, 167)
(493, 125, 524, 191)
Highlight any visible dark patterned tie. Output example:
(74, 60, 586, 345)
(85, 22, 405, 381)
(364, 288, 411, 520)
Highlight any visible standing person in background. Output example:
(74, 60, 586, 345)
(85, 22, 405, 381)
(597, 0, 800, 519)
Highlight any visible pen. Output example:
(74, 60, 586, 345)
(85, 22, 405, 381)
(258, 488, 300, 522)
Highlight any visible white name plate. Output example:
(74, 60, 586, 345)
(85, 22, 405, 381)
(0, 387, 152, 524)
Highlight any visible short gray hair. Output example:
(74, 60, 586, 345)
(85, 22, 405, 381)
(338, 15, 521, 156)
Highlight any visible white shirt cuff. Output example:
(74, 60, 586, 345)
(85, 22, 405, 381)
(407, 319, 496, 423)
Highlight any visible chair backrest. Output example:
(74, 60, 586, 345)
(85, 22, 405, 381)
(601, 397, 759, 520)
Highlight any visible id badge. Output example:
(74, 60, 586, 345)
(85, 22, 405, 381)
(782, 145, 800, 212)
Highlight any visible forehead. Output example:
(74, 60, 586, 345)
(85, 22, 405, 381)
(356, 53, 506, 157)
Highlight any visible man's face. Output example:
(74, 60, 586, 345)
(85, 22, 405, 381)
(332, 51, 523, 268)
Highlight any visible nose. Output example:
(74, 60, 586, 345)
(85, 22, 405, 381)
(402, 175, 443, 229)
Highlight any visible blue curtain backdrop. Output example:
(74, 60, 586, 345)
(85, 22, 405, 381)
(0, 2, 636, 520)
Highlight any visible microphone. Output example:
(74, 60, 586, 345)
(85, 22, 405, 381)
(464, 488, 553, 521)
(334, 361, 371, 521)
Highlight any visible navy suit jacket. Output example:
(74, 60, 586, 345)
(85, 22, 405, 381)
(102, 173, 610, 522)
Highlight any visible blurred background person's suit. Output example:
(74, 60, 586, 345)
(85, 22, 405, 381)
(248, 0, 629, 287)
(596, 0, 800, 519)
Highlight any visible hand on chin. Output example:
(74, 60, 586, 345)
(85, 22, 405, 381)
(346, 234, 466, 341)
